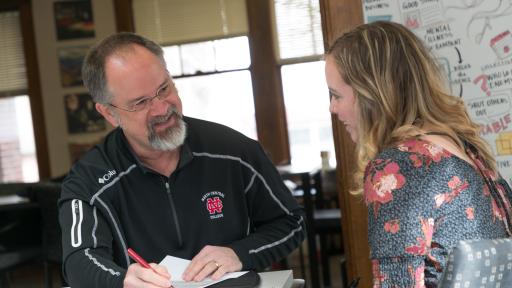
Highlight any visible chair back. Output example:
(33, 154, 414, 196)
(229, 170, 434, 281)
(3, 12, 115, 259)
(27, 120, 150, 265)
(439, 238, 512, 287)
(30, 182, 62, 263)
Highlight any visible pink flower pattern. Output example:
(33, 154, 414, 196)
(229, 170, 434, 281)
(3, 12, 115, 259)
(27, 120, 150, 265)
(434, 176, 469, 208)
(365, 160, 406, 217)
(397, 138, 451, 168)
(466, 207, 475, 220)
(366, 138, 512, 287)
(384, 219, 400, 234)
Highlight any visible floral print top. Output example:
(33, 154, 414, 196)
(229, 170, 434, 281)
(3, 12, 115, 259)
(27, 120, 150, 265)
(364, 137, 512, 287)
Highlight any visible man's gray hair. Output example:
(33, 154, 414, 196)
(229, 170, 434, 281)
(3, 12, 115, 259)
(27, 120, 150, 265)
(82, 32, 166, 104)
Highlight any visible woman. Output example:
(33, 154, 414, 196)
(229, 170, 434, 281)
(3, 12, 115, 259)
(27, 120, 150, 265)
(325, 21, 512, 287)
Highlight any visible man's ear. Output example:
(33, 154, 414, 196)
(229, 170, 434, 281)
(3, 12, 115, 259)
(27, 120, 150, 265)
(96, 103, 120, 127)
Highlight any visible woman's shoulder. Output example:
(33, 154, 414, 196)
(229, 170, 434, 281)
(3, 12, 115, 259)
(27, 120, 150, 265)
(364, 138, 462, 207)
(375, 137, 456, 166)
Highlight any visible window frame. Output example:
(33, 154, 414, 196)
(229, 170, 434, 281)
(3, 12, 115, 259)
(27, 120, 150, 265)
(0, 0, 50, 180)
(115, 0, 329, 166)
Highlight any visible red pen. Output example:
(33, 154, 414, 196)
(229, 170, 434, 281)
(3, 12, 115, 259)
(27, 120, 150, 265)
(127, 248, 173, 287)
(127, 248, 161, 275)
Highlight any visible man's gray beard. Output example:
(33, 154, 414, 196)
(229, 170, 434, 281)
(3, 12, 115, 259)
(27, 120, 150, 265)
(147, 107, 187, 151)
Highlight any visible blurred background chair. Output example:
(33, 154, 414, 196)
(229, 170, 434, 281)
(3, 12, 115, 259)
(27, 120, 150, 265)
(0, 183, 41, 288)
(29, 181, 65, 288)
(280, 166, 345, 288)
(1, 181, 65, 288)
(439, 238, 512, 288)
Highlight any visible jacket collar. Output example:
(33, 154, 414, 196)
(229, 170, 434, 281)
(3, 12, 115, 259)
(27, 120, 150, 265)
(117, 127, 193, 176)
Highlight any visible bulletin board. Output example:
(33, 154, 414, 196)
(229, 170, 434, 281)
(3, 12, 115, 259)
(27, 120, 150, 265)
(362, 0, 512, 182)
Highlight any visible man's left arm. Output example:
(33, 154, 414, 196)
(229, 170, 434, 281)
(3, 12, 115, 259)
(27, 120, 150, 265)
(226, 142, 306, 270)
(226, 160, 306, 271)
(183, 144, 305, 281)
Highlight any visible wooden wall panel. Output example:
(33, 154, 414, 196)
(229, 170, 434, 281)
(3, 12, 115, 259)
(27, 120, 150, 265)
(319, 0, 372, 286)
(20, 0, 51, 179)
(113, 0, 134, 32)
(245, 0, 290, 165)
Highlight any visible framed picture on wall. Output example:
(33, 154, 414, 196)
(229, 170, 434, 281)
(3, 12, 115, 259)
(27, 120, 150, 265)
(68, 140, 100, 164)
(54, 0, 95, 40)
(58, 45, 88, 87)
(64, 92, 105, 134)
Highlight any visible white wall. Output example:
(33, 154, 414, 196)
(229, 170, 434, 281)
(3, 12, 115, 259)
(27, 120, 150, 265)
(31, 0, 116, 177)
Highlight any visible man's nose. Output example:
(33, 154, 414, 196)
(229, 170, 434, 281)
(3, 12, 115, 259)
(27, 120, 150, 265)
(148, 96, 170, 115)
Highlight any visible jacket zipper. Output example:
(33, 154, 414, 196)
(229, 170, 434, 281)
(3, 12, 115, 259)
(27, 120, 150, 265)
(164, 179, 183, 247)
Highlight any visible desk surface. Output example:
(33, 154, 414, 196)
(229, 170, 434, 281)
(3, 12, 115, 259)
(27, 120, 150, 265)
(62, 270, 295, 288)
(0, 196, 37, 212)
(258, 270, 293, 288)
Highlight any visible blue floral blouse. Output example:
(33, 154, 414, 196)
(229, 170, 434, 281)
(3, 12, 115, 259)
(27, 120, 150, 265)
(364, 138, 512, 287)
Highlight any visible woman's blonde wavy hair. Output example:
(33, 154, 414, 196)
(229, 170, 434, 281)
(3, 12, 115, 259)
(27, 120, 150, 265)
(326, 21, 496, 195)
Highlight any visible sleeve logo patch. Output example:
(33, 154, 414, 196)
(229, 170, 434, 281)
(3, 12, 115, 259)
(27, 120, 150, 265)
(98, 170, 117, 184)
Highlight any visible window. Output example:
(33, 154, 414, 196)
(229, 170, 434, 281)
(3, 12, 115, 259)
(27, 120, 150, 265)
(162, 36, 256, 139)
(175, 71, 256, 139)
(163, 36, 251, 76)
(274, 0, 324, 59)
(281, 61, 334, 168)
(133, 1, 256, 138)
(131, 0, 334, 166)
(0, 96, 39, 182)
(274, 0, 335, 168)
(0, 11, 39, 182)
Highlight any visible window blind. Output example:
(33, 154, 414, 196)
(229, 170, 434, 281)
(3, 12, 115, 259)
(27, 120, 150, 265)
(273, 0, 324, 60)
(0, 11, 27, 97)
(132, 0, 248, 45)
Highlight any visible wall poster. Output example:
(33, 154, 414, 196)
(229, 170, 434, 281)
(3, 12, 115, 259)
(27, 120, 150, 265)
(363, 0, 512, 183)
(54, 0, 95, 40)
(58, 45, 88, 87)
(64, 92, 105, 134)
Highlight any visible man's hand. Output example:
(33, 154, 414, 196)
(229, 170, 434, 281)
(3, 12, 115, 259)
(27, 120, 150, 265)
(124, 263, 172, 288)
(182, 245, 242, 282)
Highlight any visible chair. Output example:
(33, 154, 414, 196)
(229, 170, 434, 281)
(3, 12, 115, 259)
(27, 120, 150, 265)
(0, 183, 42, 288)
(29, 182, 66, 288)
(439, 238, 512, 288)
(305, 171, 344, 288)
(279, 167, 344, 288)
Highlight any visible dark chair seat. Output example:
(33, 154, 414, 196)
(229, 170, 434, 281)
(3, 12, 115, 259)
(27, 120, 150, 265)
(0, 185, 42, 288)
(1, 181, 65, 288)
(314, 209, 341, 224)
(0, 247, 41, 270)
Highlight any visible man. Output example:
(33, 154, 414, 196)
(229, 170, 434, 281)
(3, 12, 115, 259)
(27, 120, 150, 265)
(59, 32, 306, 288)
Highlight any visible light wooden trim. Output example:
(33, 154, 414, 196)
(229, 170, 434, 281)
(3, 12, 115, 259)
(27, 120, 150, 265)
(20, 0, 50, 179)
(245, 0, 290, 165)
(319, 0, 372, 286)
(113, 0, 134, 32)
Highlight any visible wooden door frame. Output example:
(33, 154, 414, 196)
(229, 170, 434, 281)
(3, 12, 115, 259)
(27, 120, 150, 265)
(2, 0, 51, 180)
(319, 0, 372, 286)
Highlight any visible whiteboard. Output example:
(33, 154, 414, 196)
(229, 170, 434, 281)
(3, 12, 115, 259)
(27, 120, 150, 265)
(362, 0, 512, 183)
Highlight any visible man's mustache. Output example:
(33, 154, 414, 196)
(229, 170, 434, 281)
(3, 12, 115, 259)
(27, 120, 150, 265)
(149, 107, 181, 127)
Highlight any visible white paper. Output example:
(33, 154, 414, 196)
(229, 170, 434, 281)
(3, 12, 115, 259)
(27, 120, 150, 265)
(159, 255, 247, 288)
(0, 195, 29, 205)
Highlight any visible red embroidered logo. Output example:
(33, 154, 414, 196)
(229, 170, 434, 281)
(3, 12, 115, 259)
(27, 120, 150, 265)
(201, 191, 225, 219)
(206, 197, 223, 214)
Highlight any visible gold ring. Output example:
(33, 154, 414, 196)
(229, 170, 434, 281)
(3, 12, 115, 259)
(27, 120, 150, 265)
(214, 261, 220, 269)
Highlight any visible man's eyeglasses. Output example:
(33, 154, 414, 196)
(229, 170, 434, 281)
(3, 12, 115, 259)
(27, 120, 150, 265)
(109, 79, 175, 112)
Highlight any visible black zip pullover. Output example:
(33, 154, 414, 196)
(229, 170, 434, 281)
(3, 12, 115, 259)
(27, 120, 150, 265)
(59, 117, 306, 288)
